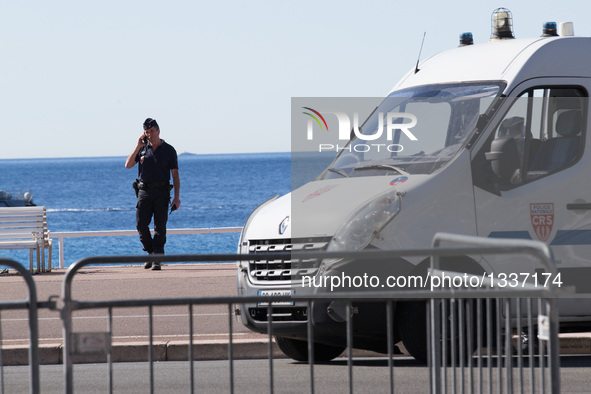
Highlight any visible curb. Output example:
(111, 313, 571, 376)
(556, 333, 591, 354)
(1, 339, 286, 366)
(2, 336, 591, 366)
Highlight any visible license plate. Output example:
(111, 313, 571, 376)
(258, 289, 294, 305)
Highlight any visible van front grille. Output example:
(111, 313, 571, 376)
(246, 237, 331, 283)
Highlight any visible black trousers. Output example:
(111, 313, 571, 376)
(136, 187, 170, 254)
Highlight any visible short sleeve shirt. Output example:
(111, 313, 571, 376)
(135, 140, 178, 183)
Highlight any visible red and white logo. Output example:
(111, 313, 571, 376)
(530, 203, 554, 242)
(302, 185, 337, 203)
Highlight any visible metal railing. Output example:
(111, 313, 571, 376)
(0, 258, 40, 394)
(51, 227, 242, 268)
(58, 233, 565, 394)
(429, 233, 563, 394)
(0, 232, 568, 393)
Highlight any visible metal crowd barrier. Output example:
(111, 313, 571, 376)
(58, 233, 564, 394)
(428, 233, 563, 394)
(426, 280, 560, 394)
(0, 233, 567, 393)
(0, 258, 40, 394)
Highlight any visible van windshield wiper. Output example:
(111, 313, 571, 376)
(327, 168, 349, 178)
(353, 164, 409, 176)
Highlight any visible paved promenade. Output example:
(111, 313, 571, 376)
(1, 262, 591, 365)
(2, 262, 283, 364)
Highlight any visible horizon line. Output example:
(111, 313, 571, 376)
(0, 150, 293, 161)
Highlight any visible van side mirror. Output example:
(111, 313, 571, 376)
(484, 137, 520, 186)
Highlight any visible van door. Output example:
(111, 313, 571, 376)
(471, 81, 591, 316)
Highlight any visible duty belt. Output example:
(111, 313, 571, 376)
(138, 180, 170, 190)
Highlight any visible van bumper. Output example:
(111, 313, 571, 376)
(236, 266, 401, 351)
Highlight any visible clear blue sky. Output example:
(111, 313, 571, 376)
(1, 0, 588, 159)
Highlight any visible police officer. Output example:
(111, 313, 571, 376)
(125, 118, 181, 270)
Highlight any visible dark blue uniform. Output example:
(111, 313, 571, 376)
(135, 141, 178, 254)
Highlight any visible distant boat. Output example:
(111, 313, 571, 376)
(0, 191, 36, 207)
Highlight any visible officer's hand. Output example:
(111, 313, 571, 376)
(170, 198, 181, 212)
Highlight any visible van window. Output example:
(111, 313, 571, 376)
(322, 82, 503, 179)
(475, 86, 587, 191)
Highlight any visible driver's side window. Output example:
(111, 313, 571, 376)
(482, 86, 586, 190)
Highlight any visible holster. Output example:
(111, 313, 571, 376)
(133, 179, 140, 198)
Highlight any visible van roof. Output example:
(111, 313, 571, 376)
(392, 36, 591, 95)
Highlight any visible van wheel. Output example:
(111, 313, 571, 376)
(397, 300, 477, 364)
(397, 301, 429, 363)
(275, 336, 346, 362)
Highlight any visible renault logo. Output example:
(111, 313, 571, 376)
(279, 216, 290, 235)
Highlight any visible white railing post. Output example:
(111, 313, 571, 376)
(59, 235, 64, 269)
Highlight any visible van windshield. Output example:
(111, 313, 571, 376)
(322, 82, 503, 178)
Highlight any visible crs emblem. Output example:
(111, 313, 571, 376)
(530, 203, 554, 242)
(279, 216, 290, 235)
(389, 176, 408, 186)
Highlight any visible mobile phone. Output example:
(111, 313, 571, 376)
(170, 204, 177, 214)
(142, 136, 148, 144)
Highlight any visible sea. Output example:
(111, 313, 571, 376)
(0, 152, 334, 269)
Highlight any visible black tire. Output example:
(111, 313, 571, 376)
(397, 301, 429, 363)
(397, 300, 478, 364)
(275, 336, 346, 362)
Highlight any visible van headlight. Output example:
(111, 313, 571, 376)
(327, 189, 401, 254)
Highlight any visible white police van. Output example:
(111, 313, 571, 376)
(236, 9, 591, 362)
